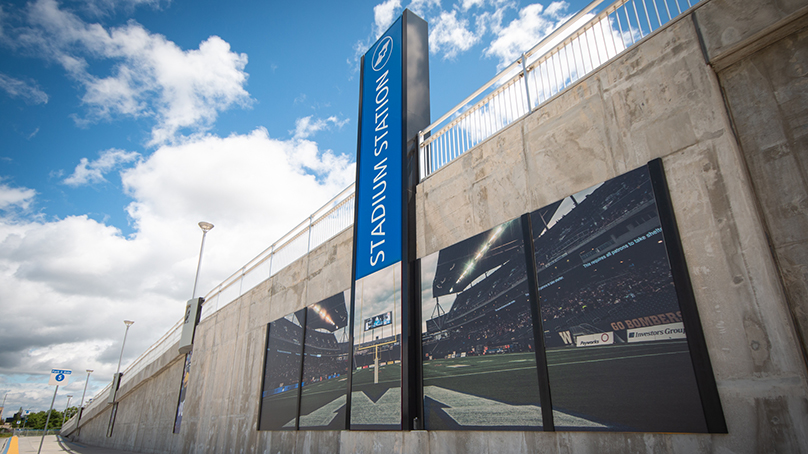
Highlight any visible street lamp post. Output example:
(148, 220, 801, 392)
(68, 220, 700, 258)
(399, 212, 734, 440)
(192, 222, 214, 299)
(116, 321, 134, 377)
(109, 321, 134, 404)
(62, 395, 73, 426)
(1, 391, 7, 422)
(78, 370, 93, 423)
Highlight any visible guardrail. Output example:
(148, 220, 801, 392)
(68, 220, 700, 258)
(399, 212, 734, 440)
(198, 183, 355, 320)
(419, 0, 701, 179)
(77, 184, 355, 422)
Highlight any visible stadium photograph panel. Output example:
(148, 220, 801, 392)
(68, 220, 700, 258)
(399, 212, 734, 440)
(298, 289, 352, 430)
(350, 261, 403, 430)
(173, 351, 192, 434)
(531, 164, 711, 432)
(258, 309, 306, 431)
(420, 219, 546, 430)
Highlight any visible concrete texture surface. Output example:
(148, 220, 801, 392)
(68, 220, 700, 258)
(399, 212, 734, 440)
(67, 0, 808, 452)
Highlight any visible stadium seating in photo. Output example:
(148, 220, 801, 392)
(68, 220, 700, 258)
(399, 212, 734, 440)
(353, 335, 401, 368)
(540, 240, 681, 347)
(532, 167, 655, 273)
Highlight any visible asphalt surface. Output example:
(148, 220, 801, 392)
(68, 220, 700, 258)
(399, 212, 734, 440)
(4, 435, 141, 454)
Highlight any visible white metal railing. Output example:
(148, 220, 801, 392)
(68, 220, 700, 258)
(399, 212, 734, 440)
(419, 0, 701, 179)
(77, 184, 355, 423)
(199, 183, 355, 320)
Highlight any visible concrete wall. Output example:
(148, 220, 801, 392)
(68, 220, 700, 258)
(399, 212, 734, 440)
(70, 0, 808, 452)
(706, 0, 808, 363)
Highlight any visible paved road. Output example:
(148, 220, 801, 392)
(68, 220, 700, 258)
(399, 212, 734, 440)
(4, 435, 142, 454)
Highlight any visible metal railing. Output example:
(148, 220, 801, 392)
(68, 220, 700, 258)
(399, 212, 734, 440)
(419, 0, 701, 179)
(77, 184, 356, 422)
(198, 183, 355, 320)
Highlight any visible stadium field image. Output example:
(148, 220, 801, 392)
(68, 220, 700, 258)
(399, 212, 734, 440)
(298, 375, 350, 430)
(421, 341, 704, 432)
(350, 362, 402, 429)
(546, 340, 705, 432)
(423, 352, 546, 430)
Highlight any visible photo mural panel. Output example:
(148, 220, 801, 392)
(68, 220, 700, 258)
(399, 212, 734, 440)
(258, 308, 306, 431)
(420, 219, 545, 430)
(298, 289, 352, 430)
(531, 165, 708, 432)
(350, 261, 402, 430)
(173, 351, 192, 434)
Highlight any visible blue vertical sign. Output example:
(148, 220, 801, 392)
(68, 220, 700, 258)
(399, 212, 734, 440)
(354, 18, 403, 281)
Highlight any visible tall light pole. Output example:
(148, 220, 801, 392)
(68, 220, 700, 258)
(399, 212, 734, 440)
(78, 369, 93, 423)
(192, 222, 214, 299)
(109, 321, 134, 405)
(1, 390, 7, 422)
(116, 321, 135, 377)
(62, 395, 73, 425)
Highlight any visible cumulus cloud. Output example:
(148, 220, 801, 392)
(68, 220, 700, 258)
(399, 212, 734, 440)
(0, 128, 354, 409)
(0, 180, 36, 211)
(373, 0, 402, 38)
(430, 10, 481, 60)
(7, 0, 251, 145)
(63, 148, 141, 187)
(292, 115, 349, 140)
(485, 2, 571, 68)
(0, 73, 49, 105)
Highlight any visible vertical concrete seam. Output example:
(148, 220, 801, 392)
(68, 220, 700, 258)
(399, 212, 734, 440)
(706, 29, 808, 375)
(691, 12, 713, 68)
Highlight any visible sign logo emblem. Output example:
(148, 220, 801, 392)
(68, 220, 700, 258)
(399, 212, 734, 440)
(371, 36, 393, 72)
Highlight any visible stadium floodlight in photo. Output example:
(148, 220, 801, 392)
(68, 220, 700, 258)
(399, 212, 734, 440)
(298, 289, 352, 431)
(350, 261, 402, 430)
(419, 219, 548, 431)
(258, 309, 306, 431)
(532, 165, 708, 432)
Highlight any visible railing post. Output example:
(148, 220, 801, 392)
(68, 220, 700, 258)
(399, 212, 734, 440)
(268, 244, 275, 279)
(306, 215, 314, 253)
(418, 131, 426, 181)
(521, 52, 533, 112)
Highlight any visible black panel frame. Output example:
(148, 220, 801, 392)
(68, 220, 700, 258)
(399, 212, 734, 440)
(647, 158, 728, 433)
(521, 213, 555, 431)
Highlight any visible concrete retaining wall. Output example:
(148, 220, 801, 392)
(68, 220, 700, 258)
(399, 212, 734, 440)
(70, 0, 808, 451)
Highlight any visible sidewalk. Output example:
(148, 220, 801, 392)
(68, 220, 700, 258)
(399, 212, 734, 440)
(10, 435, 142, 454)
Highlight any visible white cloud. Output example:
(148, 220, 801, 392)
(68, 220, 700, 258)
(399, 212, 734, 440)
(292, 115, 349, 140)
(430, 10, 480, 59)
(485, 1, 571, 68)
(0, 127, 355, 411)
(0, 181, 36, 211)
(0, 73, 49, 105)
(63, 148, 141, 187)
(9, 0, 251, 145)
(374, 0, 402, 38)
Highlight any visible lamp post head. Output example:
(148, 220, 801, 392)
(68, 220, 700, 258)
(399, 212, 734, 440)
(198, 221, 214, 232)
(86, 369, 93, 374)
(124, 320, 134, 327)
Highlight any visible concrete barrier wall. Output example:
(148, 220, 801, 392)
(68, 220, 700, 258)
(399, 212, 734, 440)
(71, 0, 808, 451)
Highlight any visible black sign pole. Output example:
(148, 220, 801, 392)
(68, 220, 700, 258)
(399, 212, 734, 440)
(345, 53, 366, 430)
(401, 9, 430, 431)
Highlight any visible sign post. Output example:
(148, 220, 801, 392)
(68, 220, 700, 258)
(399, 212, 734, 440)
(39, 369, 71, 454)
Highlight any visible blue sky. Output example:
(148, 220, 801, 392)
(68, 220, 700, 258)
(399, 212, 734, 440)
(0, 0, 588, 414)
